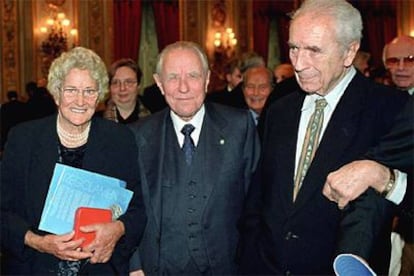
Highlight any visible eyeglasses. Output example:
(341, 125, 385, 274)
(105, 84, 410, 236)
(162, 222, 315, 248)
(110, 79, 138, 88)
(385, 55, 414, 68)
(61, 88, 99, 100)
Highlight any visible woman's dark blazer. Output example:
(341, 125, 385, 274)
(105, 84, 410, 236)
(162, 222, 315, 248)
(1, 115, 147, 275)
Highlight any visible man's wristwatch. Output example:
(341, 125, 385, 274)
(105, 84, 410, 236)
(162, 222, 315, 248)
(380, 168, 396, 197)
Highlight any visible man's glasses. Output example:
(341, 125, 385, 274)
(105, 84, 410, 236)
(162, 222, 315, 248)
(385, 55, 414, 68)
(61, 88, 99, 100)
(110, 79, 138, 88)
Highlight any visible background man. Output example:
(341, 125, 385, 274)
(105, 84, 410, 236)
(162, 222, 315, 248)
(206, 57, 242, 106)
(273, 63, 295, 83)
(242, 66, 274, 125)
(383, 35, 414, 95)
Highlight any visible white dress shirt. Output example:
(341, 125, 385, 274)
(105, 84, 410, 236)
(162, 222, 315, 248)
(170, 104, 205, 148)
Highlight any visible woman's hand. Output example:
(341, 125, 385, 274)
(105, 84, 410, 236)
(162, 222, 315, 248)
(82, 220, 125, 263)
(24, 230, 93, 261)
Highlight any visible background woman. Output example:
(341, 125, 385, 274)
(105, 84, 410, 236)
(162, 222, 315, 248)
(103, 58, 150, 124)
(1, 47, 146, 275)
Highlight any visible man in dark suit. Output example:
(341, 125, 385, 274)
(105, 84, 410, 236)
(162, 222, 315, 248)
(324, 97, 413, 275)
(324, 97, 413, 206)
(207, 53, 265, 110)
(206, 57, 243, 105)
(129, 41, 260, 275)
(139, 83, 167, 113)
(238, 0, 409, 275)
(0, 91, 27, 151)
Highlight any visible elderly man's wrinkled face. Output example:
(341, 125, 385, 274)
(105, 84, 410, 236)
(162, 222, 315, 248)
(243, 67, 272, 115)
(384, 39, 414, 90)
(154, 48, 210, 121)
(288, 14, 358, 96)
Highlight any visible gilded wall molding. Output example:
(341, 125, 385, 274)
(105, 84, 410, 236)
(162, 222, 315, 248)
(78, 0, 113, 66)
(1, 0, 20, 102)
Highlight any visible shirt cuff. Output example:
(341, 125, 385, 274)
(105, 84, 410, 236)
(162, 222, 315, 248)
(386, 170, 407, 205)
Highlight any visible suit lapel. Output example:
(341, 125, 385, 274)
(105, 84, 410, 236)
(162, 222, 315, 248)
(140, 110, 171, 232)
(198, 104, 228, 207)
(293, 75, 366, 211)
(29, 116, 60, 218)
(271, 92, 305, 214)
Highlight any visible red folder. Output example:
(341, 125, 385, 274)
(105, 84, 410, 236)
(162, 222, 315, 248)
(73, 207, 112, 248)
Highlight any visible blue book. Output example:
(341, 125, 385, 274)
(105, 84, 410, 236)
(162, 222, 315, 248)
(38, 163, 133, 235)
(333, 254, 377, 276)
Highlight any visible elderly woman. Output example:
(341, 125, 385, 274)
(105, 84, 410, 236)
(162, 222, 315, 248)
(1, 47, 146, 275)
(103, 58, 150, 124)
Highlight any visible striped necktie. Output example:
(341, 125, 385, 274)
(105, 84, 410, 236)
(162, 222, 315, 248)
(293, 98, 327, 201)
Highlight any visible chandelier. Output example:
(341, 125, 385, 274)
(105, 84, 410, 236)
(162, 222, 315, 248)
(38, 3, 77, 77)
(213, 27, 237, 59)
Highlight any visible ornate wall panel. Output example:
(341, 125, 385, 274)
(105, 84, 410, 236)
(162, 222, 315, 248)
(1, 0, 20, 102)
(234, 0, 252, 54)
(180, 0, 205, 45)
(79, 0, 113, 66)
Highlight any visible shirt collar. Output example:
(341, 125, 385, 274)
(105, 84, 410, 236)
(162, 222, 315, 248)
(170, 104, 205, 144)
(302, 67, 356, 111)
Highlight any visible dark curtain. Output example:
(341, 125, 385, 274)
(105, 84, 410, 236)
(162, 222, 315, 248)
(253, 1, 272, 62)
(272, 1, 294, 64)
(351, 0, 397, 69)
(253, 1, 295, 63)
(113, 0, 142, 61)
(152, 0, 179, 52)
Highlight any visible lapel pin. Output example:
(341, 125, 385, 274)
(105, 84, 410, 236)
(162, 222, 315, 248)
(220, 139, 225, 145)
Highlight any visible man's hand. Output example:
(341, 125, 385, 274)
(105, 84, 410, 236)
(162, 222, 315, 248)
(130, 269, 145, 276)
(24, 230, 93, 261)
(82, 220, 125, 263)
(323, 160, 389, 209)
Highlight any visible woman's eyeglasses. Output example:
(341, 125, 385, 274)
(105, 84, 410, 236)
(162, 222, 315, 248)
(61, 88, 99, 100)
(110, 79, 138, 88)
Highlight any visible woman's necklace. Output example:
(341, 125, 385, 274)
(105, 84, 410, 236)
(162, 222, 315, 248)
(56, 115, 91, 148)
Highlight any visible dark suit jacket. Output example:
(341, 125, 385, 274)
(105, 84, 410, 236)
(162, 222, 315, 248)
(130, 102, 260, 274)
(366, 97, 414, 243)
(1, 115, 147, 275)
(366, 96, 413, 173)
(0, 99, 28, 151)
(139, 83, 167, 114)
(239, 72, 410, 275)
(257, 76, 300, 139)
(206, 83, 248, 110)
